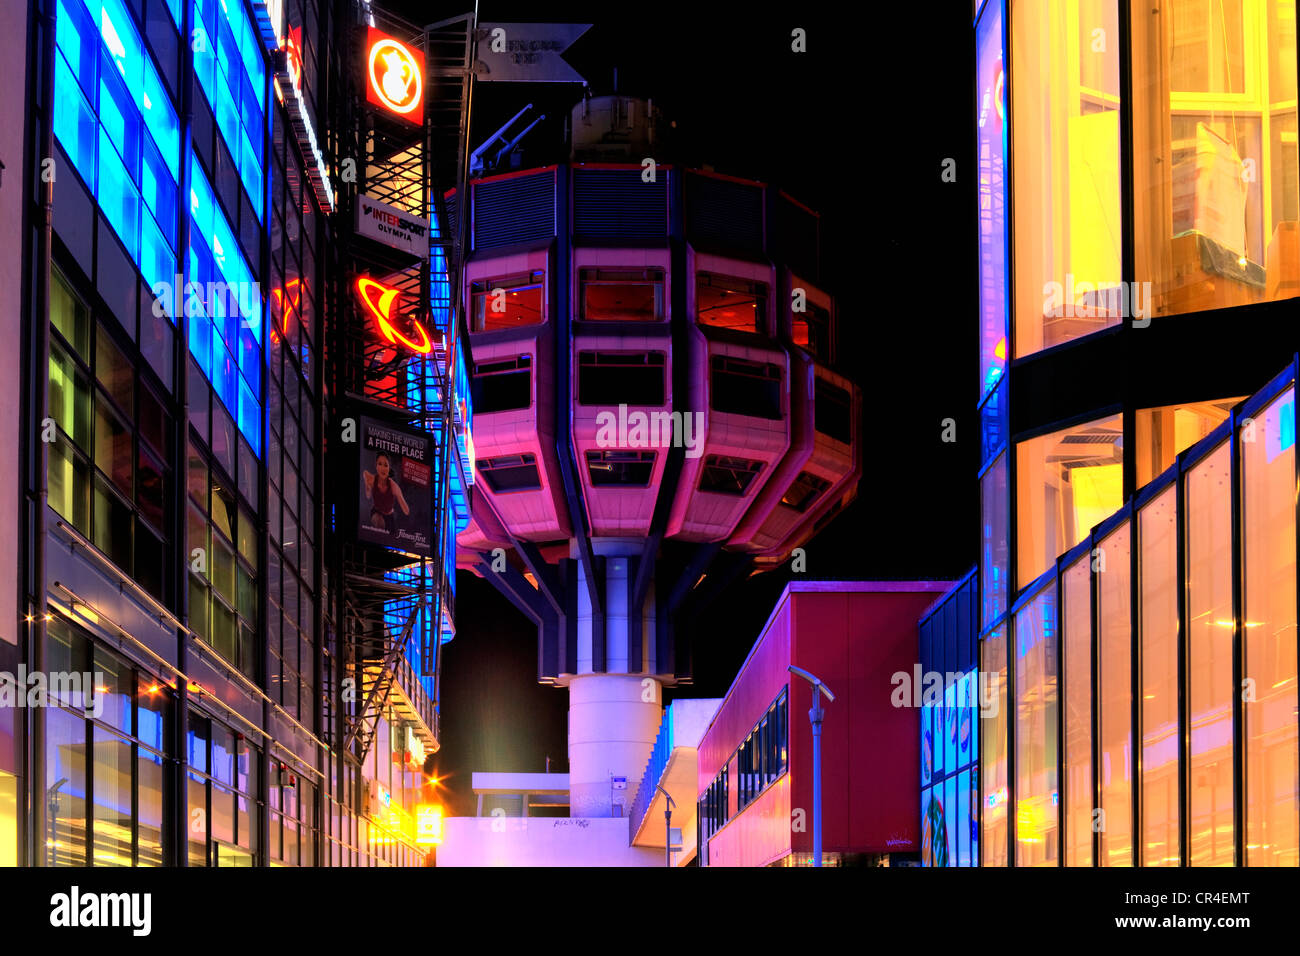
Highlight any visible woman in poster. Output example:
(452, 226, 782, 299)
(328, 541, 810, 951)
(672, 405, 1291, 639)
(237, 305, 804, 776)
(363, 452, 411, 533)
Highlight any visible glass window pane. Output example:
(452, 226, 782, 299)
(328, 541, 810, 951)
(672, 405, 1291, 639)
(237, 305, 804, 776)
(1017, 414, 1123, 588)
(1136, 397, 1239, 488)
(1139, 486, 1179, 865)
(1063, 557, 1094, 866)
(1015, 583, 1059, 866)
(138, 749, 164, 866)
(1013, 0, 1124, 357)
(92, 645, 132, 734)
(1186, 441, 1233, 865)
(1133, 1, 1299, 318)
(1241, 387, 1297, 866)
(980, 628, 1009, 865)
(977, 0, 1008, 396)
(46, 707, 88, 866)
(981, 452, 1009, 625)
(188, 772, 207, 866)
(91, 728, 133, 866)
(1098, 522, 1132, 865)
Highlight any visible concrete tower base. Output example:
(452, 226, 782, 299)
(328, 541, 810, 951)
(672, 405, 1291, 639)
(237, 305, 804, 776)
(567, 673, 662, 817)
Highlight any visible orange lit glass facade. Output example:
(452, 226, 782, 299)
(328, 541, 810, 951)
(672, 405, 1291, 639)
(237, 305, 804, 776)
(972, 0, 1299, 868)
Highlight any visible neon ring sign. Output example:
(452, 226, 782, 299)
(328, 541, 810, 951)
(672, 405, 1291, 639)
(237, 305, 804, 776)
(356, 277, 433, 354)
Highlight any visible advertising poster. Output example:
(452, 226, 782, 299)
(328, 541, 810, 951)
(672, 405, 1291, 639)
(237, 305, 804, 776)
(358, 416, 432, 555)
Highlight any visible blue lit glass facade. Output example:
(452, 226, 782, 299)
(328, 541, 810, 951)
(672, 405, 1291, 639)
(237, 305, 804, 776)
(54, 0, 181, 292)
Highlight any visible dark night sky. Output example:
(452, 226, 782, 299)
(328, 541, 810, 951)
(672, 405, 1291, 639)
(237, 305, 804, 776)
(386, 1, 978, 815)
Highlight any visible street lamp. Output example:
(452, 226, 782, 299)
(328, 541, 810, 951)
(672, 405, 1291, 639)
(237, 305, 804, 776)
(788, 664, 834, 867)
(654, 784, 676, 868)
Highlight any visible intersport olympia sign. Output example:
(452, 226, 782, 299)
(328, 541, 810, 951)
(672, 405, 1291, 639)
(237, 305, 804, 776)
(355, 193, 430, 257)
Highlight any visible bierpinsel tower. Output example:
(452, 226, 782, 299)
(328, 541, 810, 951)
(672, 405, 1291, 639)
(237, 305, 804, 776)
(457, 89, 862, 816)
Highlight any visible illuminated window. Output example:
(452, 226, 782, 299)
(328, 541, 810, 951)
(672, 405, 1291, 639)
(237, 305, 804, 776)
(980, 628, 1008, 866)
(1186, 441, 1233, 865)
(1062, 557, 1092, 866)
(1012, 0, 1124, 357)
(1016, 414, 1123, 588)
(48, 271, 172, 604)
(581, 268, 665, 321)
(1136, 397, 1241, 488)
(51, 0, 179, 293)
(191, 0, 266, 221)
(189, 157, 262, 455)
(791, 301, 830, 361)
(1015, 583, 1059, 866)
(1139, 486, 1179, 865)
(1241, 387, 1297, 866)
(1097, 522, 1132, 866)
(697, 273, 765, 332)
(470, 271, 544, 331)
(187, 425, 259, 680)
(1133, 1, 1299, 319)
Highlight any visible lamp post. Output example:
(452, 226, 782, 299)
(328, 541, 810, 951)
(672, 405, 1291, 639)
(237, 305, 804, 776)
(655, 784, 676, 867)
(788, 665, 835, 867)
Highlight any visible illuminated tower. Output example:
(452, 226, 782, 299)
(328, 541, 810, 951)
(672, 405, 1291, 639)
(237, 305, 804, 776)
(457, 95, 862, 817)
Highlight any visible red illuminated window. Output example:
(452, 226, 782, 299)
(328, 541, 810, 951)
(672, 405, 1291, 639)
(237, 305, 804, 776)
(580, 268, 665, 321)
(697, 273, 766, 332)
(791, 301, 830, 361)
(471, 272, 544, 332)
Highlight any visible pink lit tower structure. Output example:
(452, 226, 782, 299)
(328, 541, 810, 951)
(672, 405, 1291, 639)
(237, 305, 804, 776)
(456, 95, 861, 817)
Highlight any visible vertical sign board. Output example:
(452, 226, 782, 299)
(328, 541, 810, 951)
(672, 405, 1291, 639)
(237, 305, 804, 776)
(366, 27, 425, 122)
(357, 416, 433, 555)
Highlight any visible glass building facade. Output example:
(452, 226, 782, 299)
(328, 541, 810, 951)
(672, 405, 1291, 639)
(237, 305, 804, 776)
(971, 0, 1299, 867)
(3, 0, 470, 866)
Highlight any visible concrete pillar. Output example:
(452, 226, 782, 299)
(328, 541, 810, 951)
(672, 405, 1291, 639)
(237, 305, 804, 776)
(568, 673, 662, 817)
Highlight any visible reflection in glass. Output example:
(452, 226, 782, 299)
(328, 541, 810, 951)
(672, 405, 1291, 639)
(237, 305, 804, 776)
(1013, 0, 1124, 357)
(1140, 486, 1180, 865)
(982, 452, 1009, 627)
(91, 728, 132, 866)
(1242, 388, 1297, 866)
(45, 708, 87, 866)
(1016, 584, 1059, 866)
(1063, 557, 1093, 866)
(1133, 1, 1299, 318)
(980, 628, 1009, 865)
(1186, 441, 1233, 865)
(1098, 523, 1132, 865)
(1017, 415, 1123, 588)
(1136, 397, 1240, 488)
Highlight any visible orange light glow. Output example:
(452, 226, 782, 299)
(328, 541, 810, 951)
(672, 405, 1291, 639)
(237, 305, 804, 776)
(366, 29, 424, 118)
(355, 277, 434, 354)
(416, 804, 443, 845)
